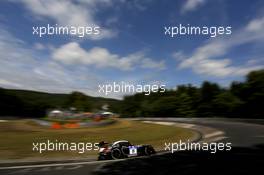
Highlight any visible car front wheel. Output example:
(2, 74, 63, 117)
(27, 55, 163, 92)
(111, 148, 122, 159)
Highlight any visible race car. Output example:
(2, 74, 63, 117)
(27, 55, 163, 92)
(98, 140, 156, 160)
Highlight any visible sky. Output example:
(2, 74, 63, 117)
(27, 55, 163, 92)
(0, 0, 264, 99)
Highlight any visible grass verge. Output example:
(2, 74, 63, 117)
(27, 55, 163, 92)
(0, 119, 195, 161)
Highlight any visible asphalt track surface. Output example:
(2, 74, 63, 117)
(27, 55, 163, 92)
(147, 118, 264, 147)
(1, 118, 264, 175)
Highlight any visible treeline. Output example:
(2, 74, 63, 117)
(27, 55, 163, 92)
(0, 70, 263, 119)
(117, 70, 264, 119)
(0, 89, 119, 118)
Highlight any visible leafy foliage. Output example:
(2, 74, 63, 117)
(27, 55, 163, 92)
(0, 89, 119, 118)
(0, 70, 263, 118)
(117, 70, 264, 118)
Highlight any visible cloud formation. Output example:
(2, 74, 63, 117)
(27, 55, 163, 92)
(0, 28, 165, 99)
(0, 28, 105, 96)
(52, 42, 165, 70)
(181, 0, 206, 14)
(176, 16, 264, 77)
(19, 0, 115, 40)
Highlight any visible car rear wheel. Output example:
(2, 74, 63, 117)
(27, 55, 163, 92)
(144, 146, 156, 155)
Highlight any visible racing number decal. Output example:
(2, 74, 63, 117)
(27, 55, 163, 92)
(129, 146, 137, 156)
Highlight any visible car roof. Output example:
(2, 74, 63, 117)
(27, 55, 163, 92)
(112, 140, 130, 145)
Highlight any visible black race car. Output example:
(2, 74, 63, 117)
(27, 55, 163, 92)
(98, 140, 156, 160)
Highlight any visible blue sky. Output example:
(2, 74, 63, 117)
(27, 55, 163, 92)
(0, 0, 264, 99)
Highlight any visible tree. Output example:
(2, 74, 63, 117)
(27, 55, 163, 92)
(244, 70, 264, 118)
(197, 81, 222, 117)
(213, 92, 244, 117)
(175, 93, 196, 117)
(67, 91, 92, 111)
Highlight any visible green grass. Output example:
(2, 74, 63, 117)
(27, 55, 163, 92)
(0, 119, 195, 161)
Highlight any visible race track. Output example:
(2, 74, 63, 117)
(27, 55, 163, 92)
(1, 118, 264, 175)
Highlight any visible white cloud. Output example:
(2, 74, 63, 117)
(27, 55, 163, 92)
(181, 0, 206, 14)
(0, 79, 23, 88)
(172, 51, 186, 61)
(33, 43, 45, 50)
(52, 42, 165, 70)
(246, 58, 264, 65)
(11, 0, 154, 40)
(0, 27, 165, 99)
(176, 16, 264, 77)
(0, 28, 107, 97)
(18, 0, 115, 40)
(141, 58, 166, 70)
(246, 16, 264, 32)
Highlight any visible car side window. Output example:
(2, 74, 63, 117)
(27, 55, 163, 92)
(121, 142, 130, 147)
